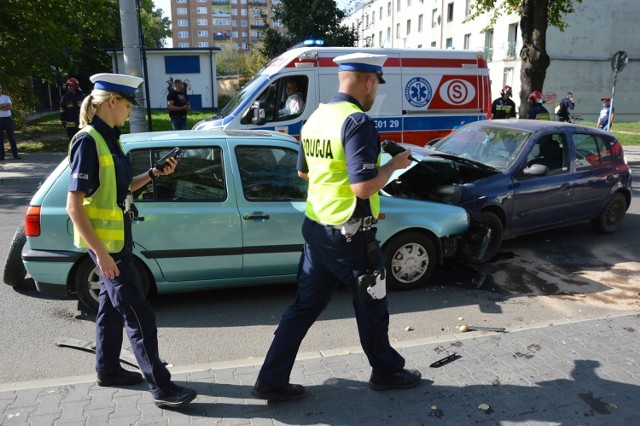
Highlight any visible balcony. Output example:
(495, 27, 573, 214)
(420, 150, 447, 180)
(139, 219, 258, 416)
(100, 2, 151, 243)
(505, 41, 517, 60)
(249, 0, 266, 6)
(250, 23, 265, 29)
(212, 0, 230, 4)
(483, 47, 493, 62)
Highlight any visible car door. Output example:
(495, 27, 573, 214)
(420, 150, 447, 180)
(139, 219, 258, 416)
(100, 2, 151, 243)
(232, 141, 307, 278)
(571, 132, 622, 219)
(129, 144, 243, 282)
(510, 133, 574, 233)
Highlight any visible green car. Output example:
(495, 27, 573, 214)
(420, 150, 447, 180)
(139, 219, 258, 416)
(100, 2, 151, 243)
(21, 130, 475, 312)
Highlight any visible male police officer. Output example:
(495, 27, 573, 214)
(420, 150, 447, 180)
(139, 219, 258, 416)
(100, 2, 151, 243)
(252, 53, 419, 401)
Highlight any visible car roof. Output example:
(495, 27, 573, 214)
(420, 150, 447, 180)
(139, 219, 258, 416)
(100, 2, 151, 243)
(121, 129, 298, 144)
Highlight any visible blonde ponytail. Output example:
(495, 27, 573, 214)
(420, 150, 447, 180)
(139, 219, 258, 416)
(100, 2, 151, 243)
(79, 89, 113, 128)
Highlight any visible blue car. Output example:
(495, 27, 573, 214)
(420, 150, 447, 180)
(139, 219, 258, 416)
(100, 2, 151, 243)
(21, 130, 478, 312)
(383, 120, 633, 263)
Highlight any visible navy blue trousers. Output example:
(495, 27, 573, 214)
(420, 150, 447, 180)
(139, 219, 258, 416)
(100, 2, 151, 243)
(90, 247, 174, 398)
(0, 116, 19, 159)
(257, 217, 405, 387)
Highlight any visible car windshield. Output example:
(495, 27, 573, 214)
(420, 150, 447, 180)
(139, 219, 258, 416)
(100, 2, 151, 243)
(430, 124, 531, 170)
(218, 75, 269, 117)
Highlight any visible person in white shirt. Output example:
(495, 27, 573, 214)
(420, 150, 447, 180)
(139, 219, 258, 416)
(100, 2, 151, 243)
(279, 79, 305, 116)
(0, 83, 21, 160)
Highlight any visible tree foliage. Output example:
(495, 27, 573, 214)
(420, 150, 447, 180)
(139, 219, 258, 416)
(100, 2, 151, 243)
(260, 0, 358, 59)
(467, 0, 582, 116)
(0, 0, 170, 112)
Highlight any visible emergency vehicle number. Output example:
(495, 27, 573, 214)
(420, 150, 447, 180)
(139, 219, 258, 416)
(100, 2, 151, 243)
(374, 119, 400, 129)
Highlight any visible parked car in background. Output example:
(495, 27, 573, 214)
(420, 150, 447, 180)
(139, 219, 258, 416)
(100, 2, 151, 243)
(20, 129, 481, 312)
(383, 120, 632, 263)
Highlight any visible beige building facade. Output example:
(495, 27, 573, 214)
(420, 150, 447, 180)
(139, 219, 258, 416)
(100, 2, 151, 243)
(343, 0, 639, 122)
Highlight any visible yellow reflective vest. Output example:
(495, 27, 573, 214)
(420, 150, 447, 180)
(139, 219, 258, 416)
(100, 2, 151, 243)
(70, 126, 125, 253)
(301, 102, 380, 225)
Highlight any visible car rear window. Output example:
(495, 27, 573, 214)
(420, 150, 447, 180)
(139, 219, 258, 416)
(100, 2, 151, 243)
(573, 133, 613, 170)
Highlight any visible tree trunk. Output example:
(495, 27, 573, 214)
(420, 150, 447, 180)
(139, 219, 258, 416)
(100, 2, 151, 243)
(518, 0, 551, 118)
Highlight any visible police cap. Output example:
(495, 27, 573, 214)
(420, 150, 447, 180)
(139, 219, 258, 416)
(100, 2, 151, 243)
(90, 73, 144, 105)
(333, 52, 388, 84)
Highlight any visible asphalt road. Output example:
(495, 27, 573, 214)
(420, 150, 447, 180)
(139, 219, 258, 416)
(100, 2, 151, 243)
(1, 157, 638, 384)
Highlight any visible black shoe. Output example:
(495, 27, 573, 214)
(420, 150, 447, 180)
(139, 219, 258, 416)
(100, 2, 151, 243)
(97, 368, 144, 387)
(369, 369, 422, 391)
(154, 386, 197, 409)
(251, 380, 306, 400)
(13, 156, 21, 160)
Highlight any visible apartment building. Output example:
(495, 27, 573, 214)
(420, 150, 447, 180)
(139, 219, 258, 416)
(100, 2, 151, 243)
(171, 0, 283, 51)
(343, 0, 639, 121)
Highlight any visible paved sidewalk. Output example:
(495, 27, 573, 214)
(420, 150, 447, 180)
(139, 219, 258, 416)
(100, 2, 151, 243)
(0, 313, 638, 425)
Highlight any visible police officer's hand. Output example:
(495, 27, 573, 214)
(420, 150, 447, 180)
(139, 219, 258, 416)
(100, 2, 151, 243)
(389, 149, 412, 170)
(96, 252, 119, 280)
(156, 157, 178, 176)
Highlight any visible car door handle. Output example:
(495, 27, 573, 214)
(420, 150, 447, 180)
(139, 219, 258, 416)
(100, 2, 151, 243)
(560, 183, 571, 190)
(243, 213, 270, 220)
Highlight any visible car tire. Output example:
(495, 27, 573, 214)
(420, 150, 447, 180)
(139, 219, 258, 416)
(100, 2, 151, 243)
(467, 212, 504, 264)
(592, 193, 627, 234)
(3, 223, 27, 288)
(383, 232, 437, 291)
(74, 256, 152, 313)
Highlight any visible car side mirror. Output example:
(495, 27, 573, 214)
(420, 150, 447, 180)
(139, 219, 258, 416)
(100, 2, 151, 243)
(522, 163, 549, 177)
(250, 101, 266, 125)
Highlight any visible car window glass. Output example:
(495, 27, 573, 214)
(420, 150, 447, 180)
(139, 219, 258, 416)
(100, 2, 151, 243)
(248, 76, 309, 124)
(526, 133, 568, 174)
(236, 145, 307, 201)
(131, 147, 226, 202)
(573, 133, 611, 170)
(434, 124, 529, 170)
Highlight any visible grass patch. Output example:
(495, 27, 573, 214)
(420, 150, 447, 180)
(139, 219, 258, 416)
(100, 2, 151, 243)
(575, 120, 640, 145)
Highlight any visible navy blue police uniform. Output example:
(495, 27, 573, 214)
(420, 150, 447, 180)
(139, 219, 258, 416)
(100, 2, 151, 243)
(68, 116, 176, 399)
(255, 93, 406, 389)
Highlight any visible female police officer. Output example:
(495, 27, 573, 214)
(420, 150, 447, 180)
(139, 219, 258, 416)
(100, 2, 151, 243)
(252, 53, 420, 400)
(66, 73, 196, 409)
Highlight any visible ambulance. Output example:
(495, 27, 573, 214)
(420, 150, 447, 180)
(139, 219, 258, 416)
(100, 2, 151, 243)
(194, 47, 492, 145)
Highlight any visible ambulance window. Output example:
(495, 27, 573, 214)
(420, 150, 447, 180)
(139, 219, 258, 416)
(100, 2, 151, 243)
(273, 75, 308, 122)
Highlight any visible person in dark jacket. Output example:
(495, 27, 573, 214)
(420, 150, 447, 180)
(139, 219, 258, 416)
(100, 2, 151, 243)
(60, 77, 85, 141)
(526, 91, 550, 120)
(555, 92, 575, 122)
(491, 85, 517, 119)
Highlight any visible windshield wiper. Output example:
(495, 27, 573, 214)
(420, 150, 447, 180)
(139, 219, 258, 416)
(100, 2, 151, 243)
(429, 152, 499, 172)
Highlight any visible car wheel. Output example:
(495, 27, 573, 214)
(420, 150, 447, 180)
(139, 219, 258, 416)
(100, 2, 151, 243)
(74, 256, 152, 313)
(466, 212, 504, 264)
(3, 223, 27, 288)
(592, 193, 627, 234)
(383, 232, 437, 290)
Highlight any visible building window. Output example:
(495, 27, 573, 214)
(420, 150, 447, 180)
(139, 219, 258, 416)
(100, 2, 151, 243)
(176, 0, 186, 3)
(447, 2, 454, 22)
(387, 2, 391, 16)
(446, 38, 453, 48)
(178, 42, 190, 48)
(178, 31, 188, 38)
(432, 9, 438, 27)
(198, 41, 209, 47)
(397, 0, 400, 11)
(406, 19, 411, 35)
(196, 7, 207, 14)
(464, 33, 471, 49)
(407, 0, 411, 6)
(231, 19, 237, 26)
(386, 27, 391, 43)
(503, 67, 514, 89)
(379, 30, 383, 46)
(177, 7, 187, 15)
(465, 0, 473, 16)
(372, 11, 375, 24)
(396, 23, 400, 38)
(232, 9, 238, 15)
(241, 20, 248, 27)
(241, 9, 247, 15)
(214, 19, 229, 25)
(431, 41, 436, 47)
(197, 18, 208, 26)
(198, 30, 209, 37)
(232, 31, 238, 37)
(177, 19, 188, 27)
(418, 14, 423, 32)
